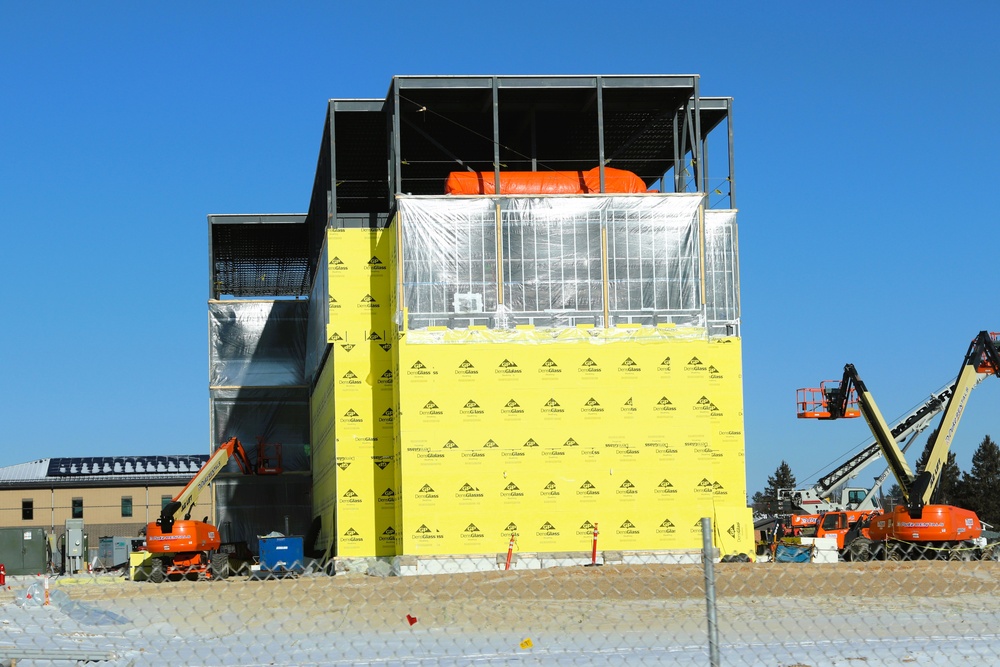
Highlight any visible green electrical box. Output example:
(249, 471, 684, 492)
(0, 527, 48, 575)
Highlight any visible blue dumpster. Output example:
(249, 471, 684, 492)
(258, 536, 304, 573)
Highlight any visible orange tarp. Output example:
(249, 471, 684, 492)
(445, 167, 648, 195)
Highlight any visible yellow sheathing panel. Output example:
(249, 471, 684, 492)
(310, 345, 339, 553)
(314, 219, 754, 560)
(326, 227, 394, 341)
(334, 410, 396, 558)
(395, 332, 751, 556)
(714, 505, 756, 558)
(311, 227, 397, 558)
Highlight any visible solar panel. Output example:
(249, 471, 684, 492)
(46, 455, 208, 478)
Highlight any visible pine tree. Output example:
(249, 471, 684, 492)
(936, 451, 962, 504)
(914, 428, 963, 504)
(759, 461, 796, 515)
(957, 435, 1000, 527)
(883, 484, 906, 509)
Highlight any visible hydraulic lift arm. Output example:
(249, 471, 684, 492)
(156, 437, 253, 533)
(827, 364, 918, 509)
(808, 331, 1000, 519)
(809, 379, 968, 506)
(909, 331, 1000, 511)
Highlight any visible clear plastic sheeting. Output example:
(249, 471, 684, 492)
(209, 300, 311, 473)
(208, 301, 308, 388)
(501, 197, 605, 327)
(705, 209, 740, 337)
(17, 585, 129, 625)
(397, 195, 708, 332)
(604, 196, 703, 327)
(209, 387, 310, 472)
(398, 198, 499, 329)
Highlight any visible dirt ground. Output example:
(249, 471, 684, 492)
(5, 562, 1000, 665)
(23, 560, 1000, 633)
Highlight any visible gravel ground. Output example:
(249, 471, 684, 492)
(0, 562, 999, 665)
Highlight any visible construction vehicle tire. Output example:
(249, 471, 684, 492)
(210, 553, 229, 580)
(150, 559, 165, 584)
(983, 545, 1000, 561)
(886, 544, 905, 561)
(948, 547, 973, 562)
(847, 538, 872, 562)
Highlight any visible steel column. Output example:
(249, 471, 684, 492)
(672, 110, 682, 193)
(392, 78, 402, 198)
(597, 76, 606, 192)
(693, 78, 704, 194)
(492, 77, 500, 193)
(328, 101, 337, 224)
(727, 99, 736, 209)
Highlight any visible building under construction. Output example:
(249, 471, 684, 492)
(208, 74, 752, 569)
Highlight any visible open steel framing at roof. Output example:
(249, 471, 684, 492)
(208, 213, 312, 299)
(314, 74, 734, 221)
(212, 75, 735, 299)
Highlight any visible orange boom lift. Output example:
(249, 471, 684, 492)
(144, 437, 255, 581)
(796, 331, 1000, 560)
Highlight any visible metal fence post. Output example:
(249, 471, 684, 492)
(701, 516, 720, 667)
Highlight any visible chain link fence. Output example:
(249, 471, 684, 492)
(3, 519, 1000, 666)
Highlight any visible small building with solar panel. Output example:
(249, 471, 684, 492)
(0, 455, 211, 564)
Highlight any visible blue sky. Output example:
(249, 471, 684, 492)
(2, 3, 998, 496)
